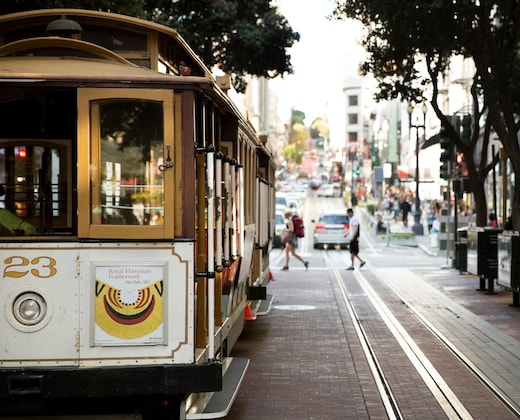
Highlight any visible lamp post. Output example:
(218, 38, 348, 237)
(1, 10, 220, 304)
(407, 103, 427, 236)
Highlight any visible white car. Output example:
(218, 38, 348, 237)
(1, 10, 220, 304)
(275, 194, 288, 212)
(313, 210, 350, 249)
(287, 198, 302, 215)
(273, 210, 286, 248)
(316, 183, 342, 197)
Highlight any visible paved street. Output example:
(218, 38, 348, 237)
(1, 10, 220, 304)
(227, 196, 520, 419)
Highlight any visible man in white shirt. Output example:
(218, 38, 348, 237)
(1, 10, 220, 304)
(345, 208, 366, 271)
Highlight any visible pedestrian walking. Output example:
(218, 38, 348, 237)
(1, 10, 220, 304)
(282, 211, 309, 271)
(400, 197, 411, 227)
(345, 208, 366, 271)
(392, 196, 400, 222)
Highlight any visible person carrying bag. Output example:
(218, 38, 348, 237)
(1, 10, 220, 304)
(281, 211, 308, 271)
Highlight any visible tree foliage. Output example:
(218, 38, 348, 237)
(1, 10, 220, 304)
(310, 116, 329, 140)
(283, 110, 308, 165)
(0, 0, 299, 93)
(0, 0, 146, 17)
(145, 0, 299, 92)
(334, 0, 520, 227)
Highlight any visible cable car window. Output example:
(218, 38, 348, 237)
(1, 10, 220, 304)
(82, 27, 148, 52)
(78, 88, 174, 239)
(0, 140, 71, 235)
(94, 99, 164, 226)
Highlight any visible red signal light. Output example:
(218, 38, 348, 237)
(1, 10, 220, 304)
(18, 148, 27, 158)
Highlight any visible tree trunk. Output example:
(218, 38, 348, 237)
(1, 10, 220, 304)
(471, 178, 488, 227)
(511, 163, 520, 230)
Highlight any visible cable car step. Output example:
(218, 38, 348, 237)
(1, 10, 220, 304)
(186, 357, 249, 419)
(256, 293, 274, 316)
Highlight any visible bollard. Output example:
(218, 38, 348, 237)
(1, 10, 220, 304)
(430, 232, 439, 247)
(383, 215, 392, 247)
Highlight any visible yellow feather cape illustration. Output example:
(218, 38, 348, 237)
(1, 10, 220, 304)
(95, 279, 163, 339)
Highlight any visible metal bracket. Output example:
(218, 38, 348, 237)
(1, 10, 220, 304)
(159, 145, 173, 171)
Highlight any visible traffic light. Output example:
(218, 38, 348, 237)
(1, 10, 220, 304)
(461, 115, 471, 144)
(439, 123, 453, 180)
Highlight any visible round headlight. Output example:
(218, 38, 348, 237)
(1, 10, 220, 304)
(13, 292, 47, 325)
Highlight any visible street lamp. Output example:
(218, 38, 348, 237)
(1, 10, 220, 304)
(407, 103, 427, 236)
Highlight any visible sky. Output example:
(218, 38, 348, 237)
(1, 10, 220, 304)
(271, 0, 366, 134)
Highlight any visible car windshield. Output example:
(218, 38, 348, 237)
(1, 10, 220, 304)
(320, 214, 348, 224)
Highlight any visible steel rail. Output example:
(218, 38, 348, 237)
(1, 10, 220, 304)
(324, 252, 402, 420)
(324, 250, 482, 419)
(373, 270, 520, 419)
(352, 268, 473, 419)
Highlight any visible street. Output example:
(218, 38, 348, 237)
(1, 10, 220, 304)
(226, 192, 520, 419)
(271, 193, 440, 272)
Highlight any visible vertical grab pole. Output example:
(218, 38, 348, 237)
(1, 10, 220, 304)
(206, 151, 215, 360)
(238, 165, 245, 257)
(255, 177, 260, 245)
(215, 153, 223, 268)
(230, 160, 237, 258)
(223, 158, 230, 265)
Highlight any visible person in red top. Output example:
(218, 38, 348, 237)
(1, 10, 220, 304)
(489, 212, 497, 227)
(281, 211, 309, 271)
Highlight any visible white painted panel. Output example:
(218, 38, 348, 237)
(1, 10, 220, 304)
(78, 242, 195, 366)
(0, 245, 80, 366)
(0, 241, 195, 368)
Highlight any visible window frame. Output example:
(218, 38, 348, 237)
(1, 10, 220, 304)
(77, 88, 174, 239)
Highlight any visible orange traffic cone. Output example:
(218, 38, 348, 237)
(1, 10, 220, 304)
(244, 302, 256, 321)
(269, 270, 275, 282)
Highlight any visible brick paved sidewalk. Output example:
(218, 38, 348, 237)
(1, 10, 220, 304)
(226, 268, 386, 420)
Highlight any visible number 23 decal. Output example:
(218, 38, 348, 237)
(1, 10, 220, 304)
(3, 256, 58, 279)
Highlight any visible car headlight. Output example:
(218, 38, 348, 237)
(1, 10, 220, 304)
(13, 292, 47, 325)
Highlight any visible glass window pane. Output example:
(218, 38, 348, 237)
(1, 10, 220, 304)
(96, 99, 164, 226)
(0, 142, 70, 235)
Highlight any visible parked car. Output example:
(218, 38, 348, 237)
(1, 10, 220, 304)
(309, 178, 322, 190)
(287, 198, 302, 215)
(276, 194, 288, 212)
(313, 210, 350, 249)
(316, 183, 342, 198)
(291, 184, 308, 199)
(273, 210, 286, 248)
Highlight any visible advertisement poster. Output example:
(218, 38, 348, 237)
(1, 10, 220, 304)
(94, 263, 165, 345)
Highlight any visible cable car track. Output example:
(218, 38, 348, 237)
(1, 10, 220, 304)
(325, 253, 402, 420)
(324, 250, 520, 419)
(375, 269, 520, 419)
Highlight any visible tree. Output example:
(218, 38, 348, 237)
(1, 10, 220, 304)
(334, 0, 520, 228)
(309, 116, 329, 143)
(145, 0, 300, 92)
(0, 0, 300, 93)
(0, 1, 146, 17)
(283, 110, 308, 166)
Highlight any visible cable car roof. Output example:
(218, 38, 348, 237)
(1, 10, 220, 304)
(0, 9, 212, 79)
(0, 55, 210, 85)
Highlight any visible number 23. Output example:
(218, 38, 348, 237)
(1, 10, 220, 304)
(3, 256, 58, 279)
